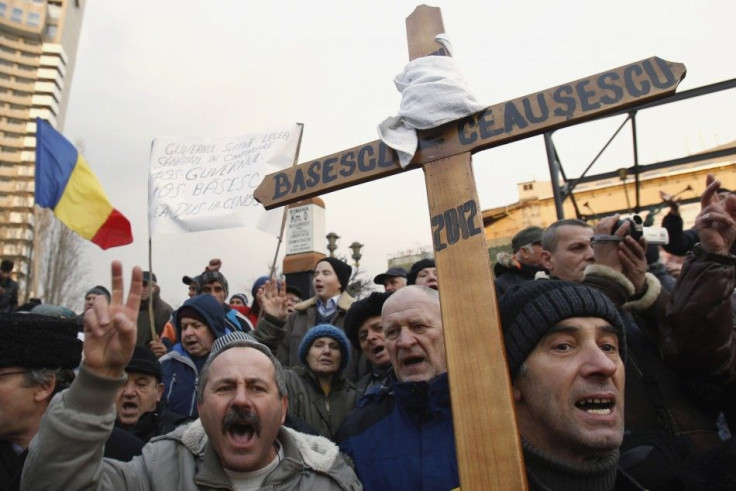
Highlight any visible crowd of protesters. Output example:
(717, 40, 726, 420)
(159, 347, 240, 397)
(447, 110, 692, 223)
(1, 173, 735, 490)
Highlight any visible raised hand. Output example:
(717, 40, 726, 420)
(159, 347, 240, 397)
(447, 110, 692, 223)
(83, 261, 142, 378)
(206, 258, 222, 272)
(258, 278, 289, 320)
(695, 174, 736, 255)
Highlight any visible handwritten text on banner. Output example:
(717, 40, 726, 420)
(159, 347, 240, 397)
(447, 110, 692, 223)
(148, 124, 301, 236)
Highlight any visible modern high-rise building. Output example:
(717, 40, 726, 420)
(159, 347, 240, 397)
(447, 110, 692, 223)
(0, 0, 86, 301)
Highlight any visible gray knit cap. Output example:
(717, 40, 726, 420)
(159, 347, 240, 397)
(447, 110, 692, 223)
(499, 280, 625, 377)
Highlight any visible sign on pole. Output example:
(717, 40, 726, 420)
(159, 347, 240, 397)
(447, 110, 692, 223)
(149, 124, 302, 236)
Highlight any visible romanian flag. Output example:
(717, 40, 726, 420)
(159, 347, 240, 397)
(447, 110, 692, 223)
(34, 118, 133, 249)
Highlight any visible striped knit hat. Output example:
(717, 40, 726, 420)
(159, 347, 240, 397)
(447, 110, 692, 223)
(499, 280, 625, 377)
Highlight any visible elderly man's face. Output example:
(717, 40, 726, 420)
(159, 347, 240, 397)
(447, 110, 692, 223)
(541, 225, 594, 283)
(285, 293, 301, 314)
(115, 373, 163, 428)
(202, 281, 226, 304)
(383, 286, 446, 382)
(0, 367, 55, 448)
(358, 315, 389, 366)
(198, 347, 286, 472)
(513, 317, 625, 463)
(383, 276, 406, 293)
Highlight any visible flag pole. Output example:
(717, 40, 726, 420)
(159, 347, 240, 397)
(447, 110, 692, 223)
(269, 123, 304, 278)
(148, 236, 155, 343)
(147, 136, 156, 344)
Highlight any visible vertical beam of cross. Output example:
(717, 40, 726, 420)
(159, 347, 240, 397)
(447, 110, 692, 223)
(406, 6, 527, 489)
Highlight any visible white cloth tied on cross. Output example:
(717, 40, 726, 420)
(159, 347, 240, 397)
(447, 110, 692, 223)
(377, 34, 486, 168)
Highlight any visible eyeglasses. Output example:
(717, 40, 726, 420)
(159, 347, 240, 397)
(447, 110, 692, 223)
(0, 370, 28, 381)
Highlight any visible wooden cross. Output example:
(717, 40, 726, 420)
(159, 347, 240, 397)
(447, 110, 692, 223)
(255, 6, 685, 489)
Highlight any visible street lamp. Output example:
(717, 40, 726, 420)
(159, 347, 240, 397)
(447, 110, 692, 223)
(349, 241, 364, 268)
(616, 167, 632, 212)
(326, 232, 340, 257)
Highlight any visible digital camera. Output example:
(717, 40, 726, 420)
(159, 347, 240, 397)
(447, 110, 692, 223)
(613, 214, 669, 245)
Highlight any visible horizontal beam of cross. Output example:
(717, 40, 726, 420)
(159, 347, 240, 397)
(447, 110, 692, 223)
(255, 57, 685, 209)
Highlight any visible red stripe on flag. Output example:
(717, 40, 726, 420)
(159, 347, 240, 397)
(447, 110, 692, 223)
(90, 208, 133, 250)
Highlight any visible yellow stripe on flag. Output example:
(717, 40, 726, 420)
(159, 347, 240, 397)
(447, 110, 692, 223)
(54, 155, 114, 240)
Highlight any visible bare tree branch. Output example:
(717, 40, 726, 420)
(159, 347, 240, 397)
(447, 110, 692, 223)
(35, 208, 88, 312)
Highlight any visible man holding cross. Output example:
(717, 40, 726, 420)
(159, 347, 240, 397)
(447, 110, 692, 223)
(336, 285, 458, 491)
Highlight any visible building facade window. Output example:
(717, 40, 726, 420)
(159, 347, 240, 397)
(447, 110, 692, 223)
(10, 7, 22, 23)
(44, 24, 58, 40)
(0, 3, 6, 17)
(27, 12, 39, 26)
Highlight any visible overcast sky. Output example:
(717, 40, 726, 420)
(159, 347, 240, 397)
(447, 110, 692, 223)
(61, 0, 736, 309)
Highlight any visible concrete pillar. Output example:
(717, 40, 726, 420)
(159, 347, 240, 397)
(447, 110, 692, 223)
(282, 197, 326, 300)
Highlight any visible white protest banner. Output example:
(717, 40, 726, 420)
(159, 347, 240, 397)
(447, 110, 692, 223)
(148, 124, 302, 236)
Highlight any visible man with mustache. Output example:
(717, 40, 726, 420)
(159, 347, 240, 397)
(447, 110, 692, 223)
(21, 263, 362, 490)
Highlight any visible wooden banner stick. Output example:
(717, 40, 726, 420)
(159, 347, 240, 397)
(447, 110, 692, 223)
(269, 123, 304, 278)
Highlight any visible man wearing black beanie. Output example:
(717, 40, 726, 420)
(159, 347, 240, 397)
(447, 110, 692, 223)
(343, 291, 394, 401)
(0, 313, 82, 490)
(113, 345, 188, 444)
(406, 258, 438, 290)
(499, 281, 641, 490)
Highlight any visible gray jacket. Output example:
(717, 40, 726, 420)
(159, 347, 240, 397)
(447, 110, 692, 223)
(22, 366, 362, 491)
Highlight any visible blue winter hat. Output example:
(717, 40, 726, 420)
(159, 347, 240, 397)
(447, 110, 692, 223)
(175, 294, 227, 340)
(251, 276, 270, 299)
(298, 324, 351, 372)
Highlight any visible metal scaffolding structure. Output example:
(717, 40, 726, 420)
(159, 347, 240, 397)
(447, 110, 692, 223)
(544, 78, 736, 221)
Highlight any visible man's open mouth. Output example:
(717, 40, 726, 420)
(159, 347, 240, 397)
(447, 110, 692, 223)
(228, 422, 256, 439)
(403, 355, 424, 367)
(122, 402, 138, 411)
(372, 346, 385, 355)
(575, 398, 614, 415)
(222, 408, 262, 441)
